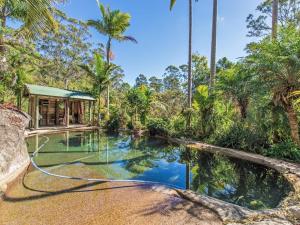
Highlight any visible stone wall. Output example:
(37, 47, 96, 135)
(0, 108, 30, 192)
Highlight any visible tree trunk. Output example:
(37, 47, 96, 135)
(64, 78, 68, 89)
(286, 103, 300, 146)
(97, 87, 101, 126)
(187, 0, 193, 128)
(210, 0, 218, 89)
(0, 6, 7, 73)
(272, 0, 279, 40)
(238, 100, 248, 120)
(92, 101, 96, 125)
(106, 37, 112, 117)
(271, 103, 280, 143)
(239, 105, 247, 120)
(106, 37, 112, 65)
(107, 85, 110, 117)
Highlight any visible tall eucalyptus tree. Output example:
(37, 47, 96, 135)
(170, 0, 193, 127)
(87, 0, 137, 117)
(210, 0, 218, 89)
(247, 0, 300, 37)
(272, 0, 279, 39)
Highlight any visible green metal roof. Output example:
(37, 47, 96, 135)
(25, 84, 96, 101)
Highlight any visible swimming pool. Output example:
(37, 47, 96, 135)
(26, 130, 293, 210)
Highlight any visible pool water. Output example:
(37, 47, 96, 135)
(26, 130, 293, 210)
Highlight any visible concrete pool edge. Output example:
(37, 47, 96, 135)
(25, 125, 100, 137)
(158, 136, 300, 224)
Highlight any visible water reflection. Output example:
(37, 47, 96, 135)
(187, 150, 292, 210)
(26, 130, 293, 210)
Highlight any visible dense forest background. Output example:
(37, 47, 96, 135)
(1, 0, 300, 162)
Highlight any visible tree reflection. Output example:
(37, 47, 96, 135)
(189, 150, 292, 210)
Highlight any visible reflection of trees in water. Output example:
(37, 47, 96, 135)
(190, 151, 292, 210)
(190, 152, 237, 197)
(123, 136, 181, 175)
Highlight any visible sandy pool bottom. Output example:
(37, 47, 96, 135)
(0, 165, 222, 225)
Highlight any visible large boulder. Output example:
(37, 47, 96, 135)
(0, 106, 30, 192)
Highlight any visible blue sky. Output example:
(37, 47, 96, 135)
(59, 0, 262, 84)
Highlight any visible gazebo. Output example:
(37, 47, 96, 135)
(24, 84, 96, 129)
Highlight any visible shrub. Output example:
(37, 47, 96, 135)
(168, 115, 186, 137)
(209, 123, 269, 153)
(106, 109, 130, 132)
(263, 140, 300, 162)
(147, 118, 169, 136)
(106, 113, 121, 132)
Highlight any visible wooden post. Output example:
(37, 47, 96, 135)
(35, 96, 39, 129)
(89, 101, 92, 124)
(55, 100, 59, 125)
(28, 95, 32, 128)
(66, 99, 70, 127)
(81, 101, 84, 124)
(72, 101, 75, 124)
(80, 101, 83, 124)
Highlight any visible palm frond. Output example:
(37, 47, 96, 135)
(87, 19, 106, 34)
(11, 0, 60, 38)
(79, 64, 94, 76)
(89, 2, 137, 44)
(116, 35, 138, 43)
(170, 0, 176, 10)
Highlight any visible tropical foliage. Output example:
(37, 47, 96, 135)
(87, 0, 136, 117)
(2, 0, 300, 163)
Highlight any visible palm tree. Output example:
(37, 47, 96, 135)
(87, 0, 137, 117)
(272, 0, 279, 39)
(0, 0, 58, 72)
(170, 0, 193, 127)
(80, 53, 120, 125)
(210, 0, 218, 89)
(248, 25, 300, 145)
(0, 0, 58, 45)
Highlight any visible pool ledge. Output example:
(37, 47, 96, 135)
(25, 126, 100, 137)
(160, 136, 300, 225)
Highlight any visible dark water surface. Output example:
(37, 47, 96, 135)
(26, 130, 293, 210)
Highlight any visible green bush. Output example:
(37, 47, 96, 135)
(209, 123, 269, 153)
(106, 113, 121, 132)
(263, 140, 300, 162)
(168, 116, 187, 137)
(147, 118, 169, 136)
